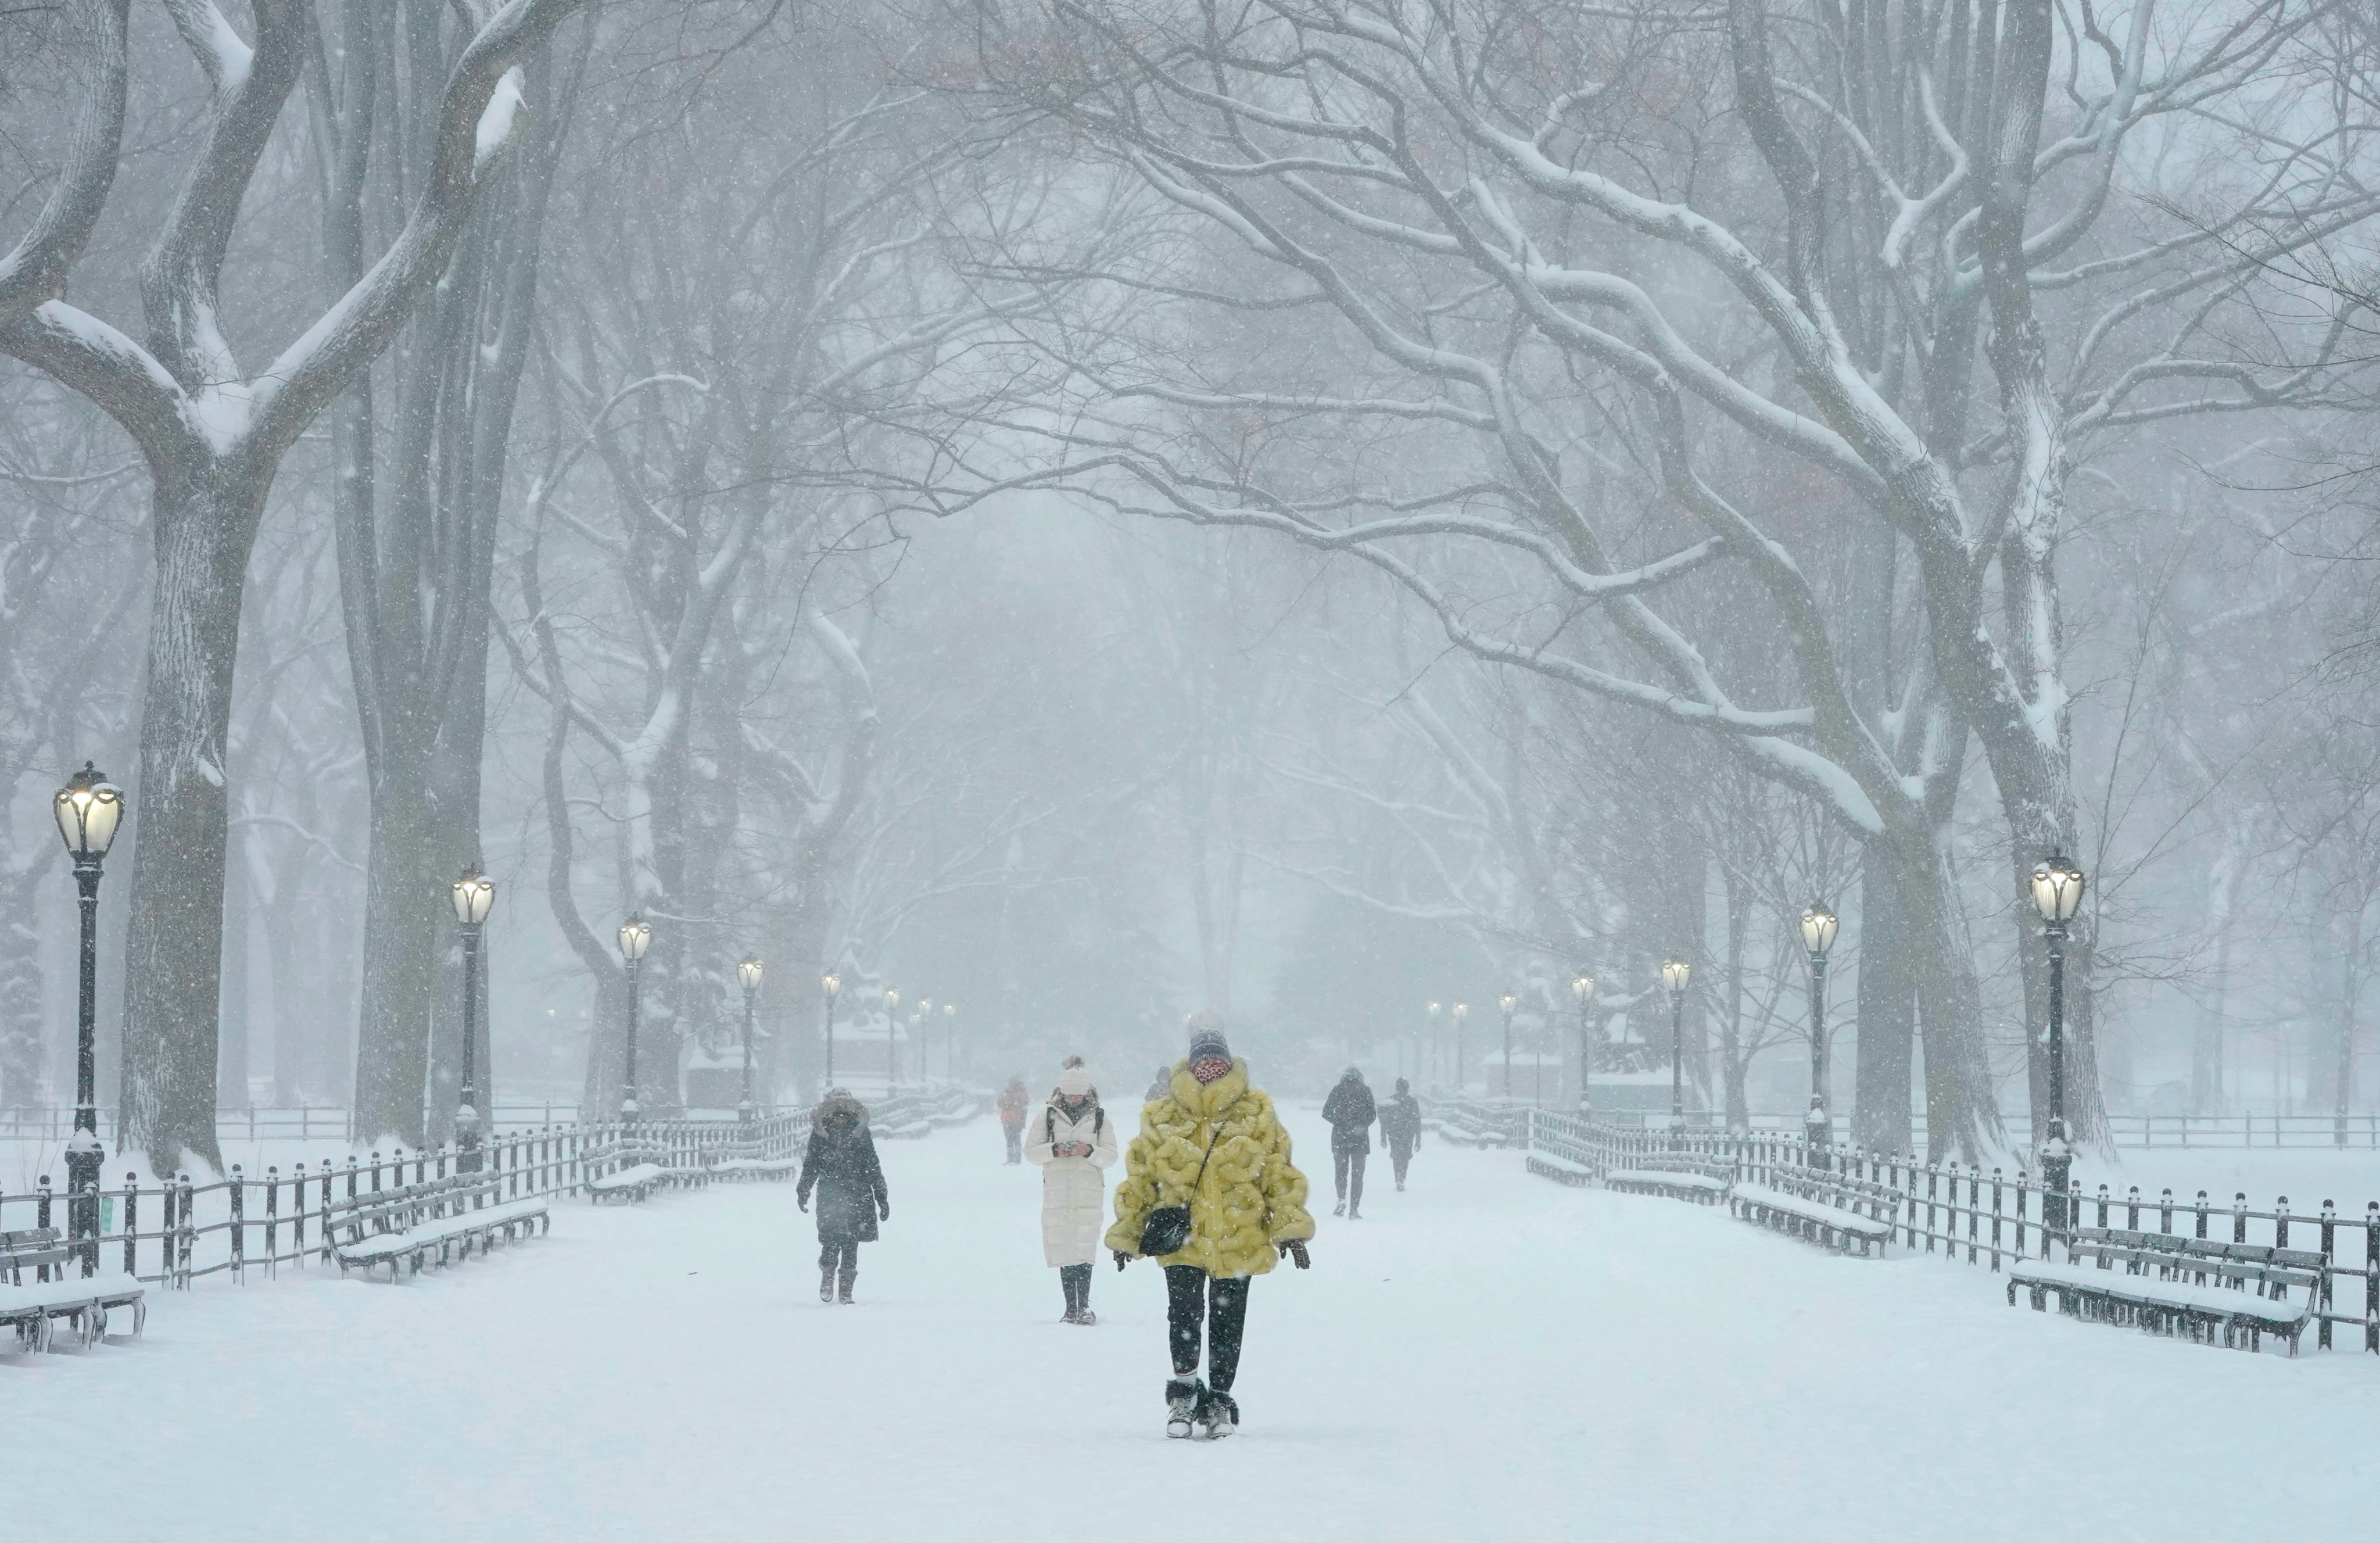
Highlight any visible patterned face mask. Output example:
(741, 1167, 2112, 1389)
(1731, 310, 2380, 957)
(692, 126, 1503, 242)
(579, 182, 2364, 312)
(1191, 1056, 1230, 1084)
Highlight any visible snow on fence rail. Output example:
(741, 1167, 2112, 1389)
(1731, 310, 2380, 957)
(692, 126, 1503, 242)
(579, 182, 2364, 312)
(1528, 1110, 2380, 1356)
(0, 1111, 812, 1291)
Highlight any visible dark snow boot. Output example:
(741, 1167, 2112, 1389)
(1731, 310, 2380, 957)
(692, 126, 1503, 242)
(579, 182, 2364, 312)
(819, 1269, 835, 1303)
(1200, 1390, 1239, 1440)
(1165, 1378, 1205, 1440)
(837, 1266, 856, 1304)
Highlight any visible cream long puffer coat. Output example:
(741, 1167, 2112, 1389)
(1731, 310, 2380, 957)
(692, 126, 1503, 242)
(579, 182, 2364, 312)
(1024, 1097, 1120, 1266)
(1105, 1057, 1314, 1279)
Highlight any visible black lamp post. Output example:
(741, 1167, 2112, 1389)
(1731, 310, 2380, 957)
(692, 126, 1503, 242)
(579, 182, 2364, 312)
(1451, 1002, 1469, 1094)
(737, 956, 764, 1122)
(942, 1001, 956, 1081)
(617, 915, 651, 1128)
(916, 999, 933, 1089)
(54, 763, 123, 1276)
(1426, 1001, 1441, 1090)
(1662, 957, 1691, 1141)
(883, 987, 901, 1094)
(2031, 854, 2085, 1240)
(1497, 992, 1517, 1101)
(1800, 905, 1838, 1169)
(1571, 972, 1595, 1117)
(450, 867, 494, 1172)
(822, 970, 842, 1086)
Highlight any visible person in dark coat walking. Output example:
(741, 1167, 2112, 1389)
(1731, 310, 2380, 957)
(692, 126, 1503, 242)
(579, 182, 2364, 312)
(798, 1089, 889, 1303)
(1379, 1077, 1423, 1191)
(1144, 1065, 1172, 1104)
(1321, 1066, 1378, 1219)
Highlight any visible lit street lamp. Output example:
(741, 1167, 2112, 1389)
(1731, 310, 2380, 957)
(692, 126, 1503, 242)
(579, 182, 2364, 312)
(1661, 957, 1692, 1140)
(1571, 972, 1595, 1118)
(1800, 905, 1838, 1169)
(822, 971, 843, 1087)
(55, 763, 123, 1275)
(1451, 1001, 1469, 1094)
(450, 867, 494, 1171)
(2031, 854, 2086, 1239)
(1497, 992, 1518, 1102)
(617, 915, 651, 1127)
(737, 957, 764, 1122)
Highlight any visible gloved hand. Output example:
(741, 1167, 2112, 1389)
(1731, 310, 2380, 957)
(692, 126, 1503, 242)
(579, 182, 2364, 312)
(797, 1195, 808, 1213)
(1113, 1249, 1134, 1271)
(1277, 1239, 1311, 1269)
(879, 1198, 891, 1222)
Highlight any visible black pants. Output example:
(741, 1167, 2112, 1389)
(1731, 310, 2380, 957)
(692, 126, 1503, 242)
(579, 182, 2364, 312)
(1334, 1148, 1367, 1211)
(1002, 1123, 1023, 1162)
(1060, 1263, 1092, 1313)
(819, 1240, 858, 1280)
(1389, 1139, 1414, 1184)
(1165, 1265, 1250, 1392)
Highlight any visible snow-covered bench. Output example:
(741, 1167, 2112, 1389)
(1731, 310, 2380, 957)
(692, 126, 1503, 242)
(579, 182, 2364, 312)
(1526, 1150, 1598, 1187)
(325, 1176, 550, 1280)
(711, 1157, 801, 1181)
(0, 1228, 145, 1351)
(2006, 1228, 2325, 1354)
(1605, 1154, 1734, 1205)
(1730, 1176, 1895, 1256)
(587, 1162, 668, 1203)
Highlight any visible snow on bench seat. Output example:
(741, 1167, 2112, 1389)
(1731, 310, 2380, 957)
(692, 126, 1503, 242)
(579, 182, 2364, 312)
(712, 1157, 801, 1179)
(2005, 1259, 2313, 1327)
(1608, 1167, 1729, 1193)
(335, 1199, 550, 1263)
(587, 1163, 666, 1202)
(0, 1270, 146, 1351)
(1730, 1182, 1893, 1255)
(2005, 1234, 2324, 1354)
(1526, 1151, 1597, 1187)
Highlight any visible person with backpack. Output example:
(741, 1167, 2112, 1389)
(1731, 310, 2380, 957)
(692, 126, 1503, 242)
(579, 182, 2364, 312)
(1321, 1065, 1378, 1219)
(997, 1075, 1030, 1163)
(1379, 1076, 1423, 1190)
(1025, 1057, 1119, 1324)
(797, 1088, 889, 1304)
(1107, 1014, 1314, 1440)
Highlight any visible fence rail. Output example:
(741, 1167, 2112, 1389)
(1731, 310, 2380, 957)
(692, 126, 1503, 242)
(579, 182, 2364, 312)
(1424, 1097, 2380, 1150)
(0, 1111, 813, 1290)
(1527, 1109, 2380, 1356)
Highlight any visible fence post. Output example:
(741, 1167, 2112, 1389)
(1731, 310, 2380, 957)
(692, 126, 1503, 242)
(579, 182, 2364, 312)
(123, 1174, 139, 1277)
(176, 1173, 194, 1288)
(264, 1168, 279, 1278)
(2233, 1193, 2248, 1245)
(2195, 1190, 2209, 1241)
(2318, 1201, 2335, 1352)
(2365, 1202, 2378, 1354)
(2276, 1197, 2291, 1252)
(230, 1165, 246, 1284)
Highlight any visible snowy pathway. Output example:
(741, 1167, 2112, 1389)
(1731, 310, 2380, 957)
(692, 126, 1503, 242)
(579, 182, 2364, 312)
(9, 1111, 2375, 1541)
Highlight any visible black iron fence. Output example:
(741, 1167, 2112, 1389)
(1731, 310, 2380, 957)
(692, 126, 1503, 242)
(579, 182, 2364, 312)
(1527, 1109, 2380, 1357)
(0, 1111, 812, 1290)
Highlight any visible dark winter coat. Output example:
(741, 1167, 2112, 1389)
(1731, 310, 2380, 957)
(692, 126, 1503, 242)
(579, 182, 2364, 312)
(1379, 1091, 1422, 1150)
(1322, 1075, 1378, 1154)
(798, 1095, 888, 1247)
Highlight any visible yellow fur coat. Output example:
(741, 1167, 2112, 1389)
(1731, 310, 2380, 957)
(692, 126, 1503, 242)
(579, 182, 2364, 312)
(1105, 1058, 1314, 1277)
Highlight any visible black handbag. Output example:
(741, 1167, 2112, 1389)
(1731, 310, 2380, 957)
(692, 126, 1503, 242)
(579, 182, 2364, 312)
(1137, 1124, 1222, 1258)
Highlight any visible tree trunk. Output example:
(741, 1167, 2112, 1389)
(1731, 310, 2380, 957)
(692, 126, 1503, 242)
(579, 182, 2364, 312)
(120, 460, 270, 1173)
(218, 822, 250, 1108)
(352, 779, 444, 1144)
(1852, 859, 1916, 1153)
(0, 861, 44, 1105)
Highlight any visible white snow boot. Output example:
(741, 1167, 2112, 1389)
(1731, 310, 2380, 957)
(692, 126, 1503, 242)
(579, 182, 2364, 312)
(1166, 1378, 1205, 1439)
(1200, 1390, 1239, 1439)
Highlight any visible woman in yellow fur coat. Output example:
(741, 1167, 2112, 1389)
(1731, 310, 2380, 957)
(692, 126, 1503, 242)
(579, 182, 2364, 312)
(1107, 1014, 1314, 1440)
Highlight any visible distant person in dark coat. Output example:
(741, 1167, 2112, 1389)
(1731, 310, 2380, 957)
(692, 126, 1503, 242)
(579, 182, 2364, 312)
(1379, 1077, 1423, 1191)
(1321, 1066, 1378, 1219)
(1145, 1066, 1173, 1104)
(798, 1089, 889, 1303)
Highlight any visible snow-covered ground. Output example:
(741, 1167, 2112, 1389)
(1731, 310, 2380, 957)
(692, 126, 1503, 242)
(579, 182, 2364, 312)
(7, 1110, 2376, 1541)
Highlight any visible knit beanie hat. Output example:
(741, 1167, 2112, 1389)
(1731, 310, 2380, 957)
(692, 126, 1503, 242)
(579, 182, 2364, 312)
(1186, 1012, 1231, 1064)
(1056, 1064, 1093, 1097)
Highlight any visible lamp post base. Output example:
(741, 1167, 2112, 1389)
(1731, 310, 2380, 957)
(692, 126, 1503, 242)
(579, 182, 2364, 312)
(456, 1105, 483, 1174)
(1804, 1103, 1830, 1171)
(2039, 1123, 2073, 1250)
(64, 1126, 102, 1277)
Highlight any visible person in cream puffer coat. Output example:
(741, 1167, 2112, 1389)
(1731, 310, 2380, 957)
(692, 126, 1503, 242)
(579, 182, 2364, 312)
(1107, 1016, 1313, 1439)
(1026, 1058, 1119, 1324)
